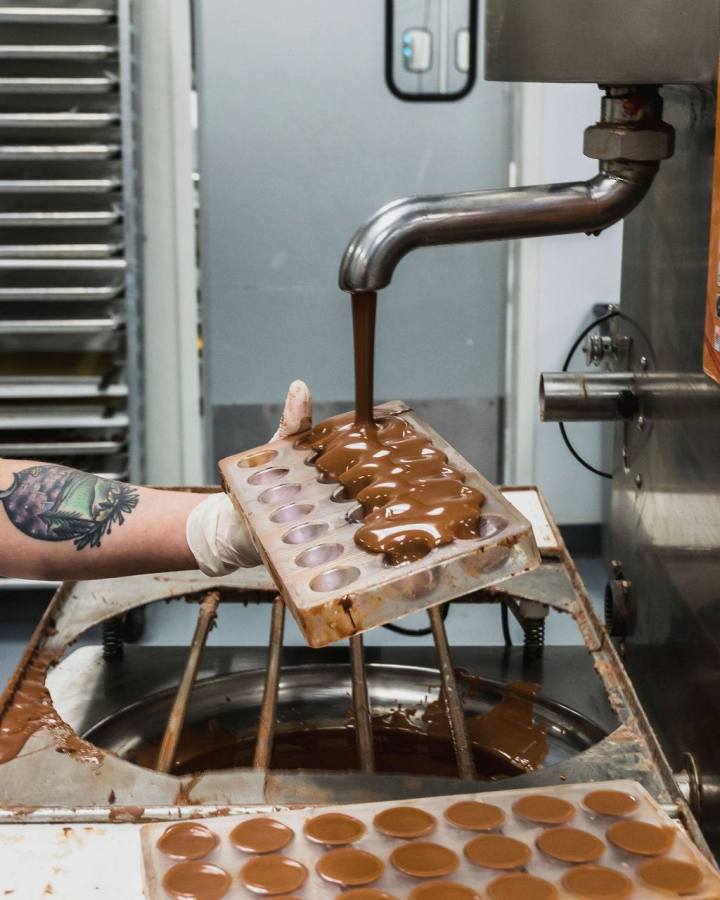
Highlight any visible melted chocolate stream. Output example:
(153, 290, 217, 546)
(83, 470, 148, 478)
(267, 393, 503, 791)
(298, 291, 486, 565)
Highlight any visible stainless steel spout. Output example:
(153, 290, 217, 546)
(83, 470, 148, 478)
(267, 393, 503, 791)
(339, 162, 656, 292)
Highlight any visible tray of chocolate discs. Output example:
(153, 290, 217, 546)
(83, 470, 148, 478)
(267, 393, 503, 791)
(219, 402, 541, 648)
(140, 779, 720, 899)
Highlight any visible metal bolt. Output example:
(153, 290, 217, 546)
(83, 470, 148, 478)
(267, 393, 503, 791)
(640, 356, 648, 372)
(635, 473, 643, 489)
(636, 415, 646, 431)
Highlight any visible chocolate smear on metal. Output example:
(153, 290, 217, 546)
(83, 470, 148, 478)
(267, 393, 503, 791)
(0, 650, 102, 765)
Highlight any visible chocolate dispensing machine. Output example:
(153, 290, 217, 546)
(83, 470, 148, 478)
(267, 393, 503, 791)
(3, 0, 720, 888)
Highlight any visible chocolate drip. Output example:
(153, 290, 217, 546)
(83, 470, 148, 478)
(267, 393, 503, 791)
(352, 291, 377, 424)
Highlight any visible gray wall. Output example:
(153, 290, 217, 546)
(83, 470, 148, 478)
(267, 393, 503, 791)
(193, 0, 511, 475)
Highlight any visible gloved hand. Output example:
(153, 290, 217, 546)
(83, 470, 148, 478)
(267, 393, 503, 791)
(186, 380, 312, 576)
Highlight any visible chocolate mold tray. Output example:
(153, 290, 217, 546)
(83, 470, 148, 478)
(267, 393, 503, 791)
(141, 779, 720, 898)
(220, 402, 541, 648)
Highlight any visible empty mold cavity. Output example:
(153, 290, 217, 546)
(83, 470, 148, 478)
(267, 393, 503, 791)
(330, 485, 352, 503)
(270, 502, 314, 524)
(247, 467, 290, 486)
(304, 452, 319, 466)
(310, 566, 361, 592)
(282, 522, 330, 545)
(258, 483, 302, 505)
(477, 514, 509, 540)
(295, 543, 345, 568)
(237, 449, 278, 468)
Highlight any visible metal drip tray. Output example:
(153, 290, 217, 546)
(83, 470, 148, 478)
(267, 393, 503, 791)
(79, 663, 607, 781)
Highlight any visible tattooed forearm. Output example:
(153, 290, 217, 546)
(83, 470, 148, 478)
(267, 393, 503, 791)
(0, 465, 139, 551)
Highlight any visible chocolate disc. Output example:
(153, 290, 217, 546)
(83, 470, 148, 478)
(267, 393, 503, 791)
(157, 822, 220, 860)
(240, 854, 308, 895)
(606, 820, 676, 856)
(229, 817, 293, 854)
(562, 864, 634, 899)
(583, 789, 639, 818)
(444, 800, 505, 832)
(303, 811, 366, 845)
(464, 834, 532, 870)
(638, 858, 704, 894)
(342, 890, 398, 900)
(316, 847, 384, 886)
(536, 827, 605, 863)
(390, 841, 460, 879)
(162, 861, 231, 900)
(487, 873, 559, 900)
(409, 881, 482, 899)
(512, 794, 575, 825)
(374, 805, 437, 838)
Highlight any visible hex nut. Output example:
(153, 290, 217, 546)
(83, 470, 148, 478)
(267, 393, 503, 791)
(584, 124, 675, 162)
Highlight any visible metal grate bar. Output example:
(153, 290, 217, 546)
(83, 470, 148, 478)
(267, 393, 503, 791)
(253, 596, 285, 769)
(0, 178, 121, 193)
(0, 209, 122, 227)
(428, 604, 476, 780)
(0, 143, 120, 160)
(0, 7, 115, 25)
(156, 590, 221, 774)
(350, 634, 375, 773)
(0, 243, 123, 258)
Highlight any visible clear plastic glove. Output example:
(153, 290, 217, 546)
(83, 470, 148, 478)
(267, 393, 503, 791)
(186, 380, 312, 576)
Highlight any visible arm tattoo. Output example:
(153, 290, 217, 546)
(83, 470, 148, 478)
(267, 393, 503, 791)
(0, 465, 139, 551)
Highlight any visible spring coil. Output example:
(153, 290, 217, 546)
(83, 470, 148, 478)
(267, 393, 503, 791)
(102, 616, 125, 660)
(523, 618, 545, 661)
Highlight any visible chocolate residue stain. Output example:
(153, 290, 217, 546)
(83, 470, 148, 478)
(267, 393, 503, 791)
(107, 806, 145, 823)
(423, 681, 548, 773)
(0, 650, 102, 766)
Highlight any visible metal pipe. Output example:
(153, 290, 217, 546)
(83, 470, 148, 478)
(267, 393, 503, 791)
(540, 372, 720, 422)
(540, 372, 636, 421)
(253, 596, 285, 769)
(156, 590, 220, 774)
(349, 634, 375, 773)
(339, 163, 656, 292)
(428, 604, 476, 780)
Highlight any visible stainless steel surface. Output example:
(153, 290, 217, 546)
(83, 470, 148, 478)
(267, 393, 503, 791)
(156, 591, 220, 774)
(349, 634, 375, 774)
(484, 0, 720, 85)
(606, 82, 720, 853)
(429, 604, 476, 780)
(339, 164, 655, 291)
(253, 596, 285, 769)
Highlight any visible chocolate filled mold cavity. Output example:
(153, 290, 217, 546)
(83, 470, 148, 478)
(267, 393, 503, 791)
(282, 522, 329, 545)
(315, 847, 384, 887)
(464, 834, 532, 871)
(229, 817, 294, 855)
(156, 822, 220, 861)
(373, 806, 437, 839)
(409, 883, 481, 900)
(535, 827, 605, 864)
(487, 873, 558, 900)
(390, 841, 459, 879)
(512, 794, 576, 825)
(269, 502, 314, 524)
(606, 820, 676, 856)
(162, 861, 232, 900)
(295, 542, 344, 568)
(237, 449, 278, 468)
(219, 402, 540, 648)
(638, 858, 704, 894)
(582, 789, 640, 818)
(561, 864, 634, 899)
(247, 466, 289, 486)
(240, 854, 308, 896)
(303, 812, 366, 846)
(258, 483, 302, 505)
(310, 565, 361, 592)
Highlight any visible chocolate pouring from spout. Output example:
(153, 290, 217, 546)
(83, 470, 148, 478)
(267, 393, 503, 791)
(219, 402, 540, 648)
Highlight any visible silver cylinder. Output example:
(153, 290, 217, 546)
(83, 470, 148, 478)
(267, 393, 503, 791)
(539, 372, 636, 422)
(339, 165, 656, 292)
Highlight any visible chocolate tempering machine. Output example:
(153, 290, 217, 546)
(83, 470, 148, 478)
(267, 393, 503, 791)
(3, 0, 720, 894)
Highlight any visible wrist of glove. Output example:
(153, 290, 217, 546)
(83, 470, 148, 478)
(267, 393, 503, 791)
(186, 380, 312, 577)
